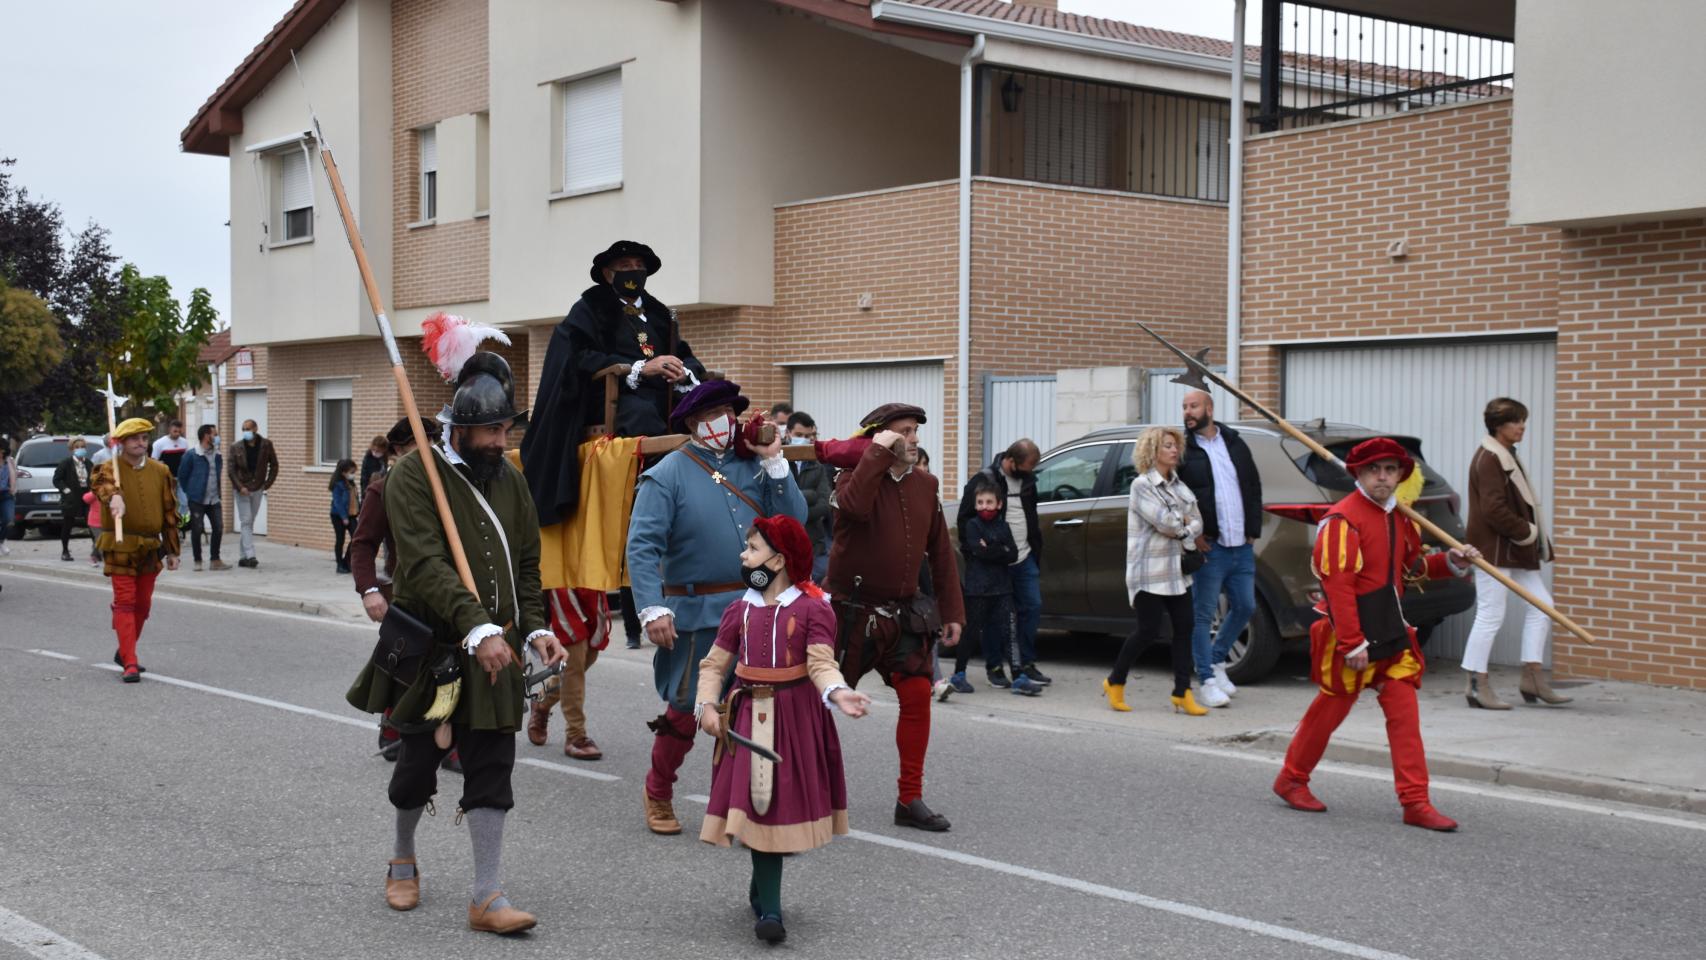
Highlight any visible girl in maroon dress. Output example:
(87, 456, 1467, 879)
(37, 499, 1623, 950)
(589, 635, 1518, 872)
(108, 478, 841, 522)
(697, 514, 871, 944)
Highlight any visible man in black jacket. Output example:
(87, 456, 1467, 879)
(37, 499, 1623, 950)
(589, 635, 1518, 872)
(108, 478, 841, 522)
(785, 411, 832, 580)
(1179, 391, 1263, 707)
(956, 438, 1046, 687)
(520, 240, 707, 527)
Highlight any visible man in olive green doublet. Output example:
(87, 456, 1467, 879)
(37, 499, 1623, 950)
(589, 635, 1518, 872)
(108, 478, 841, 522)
(345, 348, 564, 933)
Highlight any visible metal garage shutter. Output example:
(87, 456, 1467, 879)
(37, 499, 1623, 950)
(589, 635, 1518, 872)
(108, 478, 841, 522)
(985, 375, 1055, 460)
(1283, 337, 1556, 664)
(791, 362, 944, 464)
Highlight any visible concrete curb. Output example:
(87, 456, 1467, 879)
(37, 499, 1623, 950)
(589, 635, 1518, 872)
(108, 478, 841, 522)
(1242, 729, 1706, 817)
(0, 558, 344, 620)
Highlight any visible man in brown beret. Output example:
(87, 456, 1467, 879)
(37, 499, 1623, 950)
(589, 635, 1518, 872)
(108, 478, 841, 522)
(824, 403, 964, 831)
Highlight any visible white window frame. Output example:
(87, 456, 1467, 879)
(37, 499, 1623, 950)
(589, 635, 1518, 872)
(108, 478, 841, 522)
(313, 378, 353, 466)
(418, 125, 438, 223)
(551, 67, 624, 200)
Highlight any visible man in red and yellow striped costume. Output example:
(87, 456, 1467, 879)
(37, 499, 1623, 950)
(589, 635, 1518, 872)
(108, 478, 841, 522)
(1272, 438, 1479, 831)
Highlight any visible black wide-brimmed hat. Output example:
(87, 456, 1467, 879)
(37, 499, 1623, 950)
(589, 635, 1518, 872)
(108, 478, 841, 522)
(669, 380, 747, 433)
(438, 352, 529, 427)
(590, 240, 662, 284)
(386, 416, 441, 450)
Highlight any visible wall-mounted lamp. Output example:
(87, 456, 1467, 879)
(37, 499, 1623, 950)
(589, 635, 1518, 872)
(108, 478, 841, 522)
(1000, 74, 1025, 113)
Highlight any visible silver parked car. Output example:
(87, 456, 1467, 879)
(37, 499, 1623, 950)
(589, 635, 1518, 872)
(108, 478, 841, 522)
(10, 435, 108, 538)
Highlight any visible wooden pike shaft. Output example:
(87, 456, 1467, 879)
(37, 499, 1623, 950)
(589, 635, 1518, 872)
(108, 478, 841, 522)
(1134, 320, 1596, 646)
(104, 377, 124, 542)
(314, 138, 478, 599)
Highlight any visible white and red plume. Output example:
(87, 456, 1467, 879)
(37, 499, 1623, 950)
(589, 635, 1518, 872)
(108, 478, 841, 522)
(421, 312, 511, 382)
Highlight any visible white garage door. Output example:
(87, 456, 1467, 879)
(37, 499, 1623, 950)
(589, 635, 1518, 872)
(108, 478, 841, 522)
(1284, 337, 1556, 665)
(791, 362, 944, 464)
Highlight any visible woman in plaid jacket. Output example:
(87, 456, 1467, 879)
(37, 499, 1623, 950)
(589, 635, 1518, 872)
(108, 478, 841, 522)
(1103, 427, 1207, 715)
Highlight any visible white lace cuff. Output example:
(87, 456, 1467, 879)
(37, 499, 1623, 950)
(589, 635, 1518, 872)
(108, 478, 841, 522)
(462, 622, 503, 654)
(625, 360, 646, 391)
(674, 369, 700, 393)
(523, 629, 553, 647)
(762, 455, 789, 479)
(638, 605, 673, 628)
(820, 682, 849, 710)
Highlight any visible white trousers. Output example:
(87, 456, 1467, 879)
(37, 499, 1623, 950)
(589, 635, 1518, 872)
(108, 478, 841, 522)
(1460, 564, 1552, 673)
(235, 491, 265, 560)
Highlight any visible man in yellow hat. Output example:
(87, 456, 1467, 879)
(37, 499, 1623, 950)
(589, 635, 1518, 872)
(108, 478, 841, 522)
(91, 417, 181, 682)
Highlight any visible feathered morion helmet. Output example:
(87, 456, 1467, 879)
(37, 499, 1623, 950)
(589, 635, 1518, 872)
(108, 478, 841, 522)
(421, 313, 527, 427)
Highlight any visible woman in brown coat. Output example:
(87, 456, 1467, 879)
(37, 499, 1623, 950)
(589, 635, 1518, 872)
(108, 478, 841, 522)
(1460, 397, 1570, 708)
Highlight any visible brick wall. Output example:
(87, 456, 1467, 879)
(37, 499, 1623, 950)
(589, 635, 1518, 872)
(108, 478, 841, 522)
(970, 177, 1226, 464)
(768, 178, 1226, 488)
(252, 332, 528, 551)
(1552, 220, 1706, 687)
(392, 0, 489, 309)
(677, 306, 788, 414)
(771, 182, 961, 481)
(1240, 98, 1560, 409)
(1239, 96, 1706, 689)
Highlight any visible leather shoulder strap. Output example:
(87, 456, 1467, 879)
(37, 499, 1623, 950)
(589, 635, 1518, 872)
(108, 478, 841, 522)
(679, 446, 766, 517)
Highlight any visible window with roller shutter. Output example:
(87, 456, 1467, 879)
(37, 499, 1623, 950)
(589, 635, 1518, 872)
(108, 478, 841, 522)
(278, 146, 313, 241)
(418, 126, 437, 221)
(560, 70, 622, 194)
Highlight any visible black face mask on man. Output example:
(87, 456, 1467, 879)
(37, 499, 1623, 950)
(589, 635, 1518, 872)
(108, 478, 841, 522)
(611, 269, 647, 300)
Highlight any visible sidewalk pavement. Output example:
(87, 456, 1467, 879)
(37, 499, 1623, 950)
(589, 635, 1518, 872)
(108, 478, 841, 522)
(5, 531, 1703, 815)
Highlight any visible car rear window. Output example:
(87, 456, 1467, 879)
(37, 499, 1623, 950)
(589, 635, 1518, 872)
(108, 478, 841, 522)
(1296, 437, 1450, 493)
(18, 441, 70, 468)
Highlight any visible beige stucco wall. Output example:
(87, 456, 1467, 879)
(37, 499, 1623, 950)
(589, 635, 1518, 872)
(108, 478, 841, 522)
(698, 2, 959, 306)
(487, 0, 703, 324)
(227, 0, 392, 346)
(1511, 0, 1706, 226)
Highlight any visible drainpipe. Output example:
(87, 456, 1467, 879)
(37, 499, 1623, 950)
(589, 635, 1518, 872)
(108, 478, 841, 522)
(1228, 1, 1246, 402)
(958, 32, 985, 490)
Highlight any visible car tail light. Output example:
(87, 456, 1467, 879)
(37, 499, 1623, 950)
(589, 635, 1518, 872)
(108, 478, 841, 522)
(1264, 503, 1331, 525)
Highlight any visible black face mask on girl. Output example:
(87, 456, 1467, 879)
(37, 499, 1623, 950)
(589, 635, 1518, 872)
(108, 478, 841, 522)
(611, 269, 647, 299)
(742, 559, 781, 592)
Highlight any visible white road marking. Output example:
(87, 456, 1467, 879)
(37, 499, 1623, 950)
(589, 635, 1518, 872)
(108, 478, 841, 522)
(959, 713, 1073, 733)
(1172, 743, 1706, 833)
(25, 649, 79, 661)
(91, 662, 373, 728)
(680, 794, 1418, 960)
(0, 906, 111, 960)
(0, 570, 372, 629)
(74, 659, 625, 782)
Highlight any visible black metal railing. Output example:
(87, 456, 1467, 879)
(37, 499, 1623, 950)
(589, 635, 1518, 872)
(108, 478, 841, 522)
(976, 66, 1245, 202)
(1254, 2, 1514, 132)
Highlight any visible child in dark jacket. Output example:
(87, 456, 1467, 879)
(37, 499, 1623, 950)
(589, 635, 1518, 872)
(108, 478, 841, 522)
(329, 458, 358, 574)
(957, 479, 1042, 696)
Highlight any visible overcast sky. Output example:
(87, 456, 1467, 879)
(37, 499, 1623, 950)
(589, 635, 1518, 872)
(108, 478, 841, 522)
(0, 1, 1256, 327)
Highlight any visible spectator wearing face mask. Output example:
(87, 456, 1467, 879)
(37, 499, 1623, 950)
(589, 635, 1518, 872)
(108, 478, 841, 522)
(176, 424, 229, 571)
(54, 437, 94, 562)
(784, 411, 832, 580)
(955, 439, 1047, 689)
(329, 458, 358, 575)
(228, 419, 279, 569)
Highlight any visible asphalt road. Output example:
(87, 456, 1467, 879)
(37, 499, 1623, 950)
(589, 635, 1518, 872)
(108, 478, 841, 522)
(2, 572, 1702, 960)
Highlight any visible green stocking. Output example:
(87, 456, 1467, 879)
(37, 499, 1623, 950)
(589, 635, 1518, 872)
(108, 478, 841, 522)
(749, 849, 784, 918)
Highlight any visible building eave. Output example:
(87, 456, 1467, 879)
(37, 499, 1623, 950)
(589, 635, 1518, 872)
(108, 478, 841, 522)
(179, 0, 349, 157)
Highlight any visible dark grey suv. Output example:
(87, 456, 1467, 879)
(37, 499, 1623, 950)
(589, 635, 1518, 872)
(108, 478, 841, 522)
(1018, 420, 1476, 683)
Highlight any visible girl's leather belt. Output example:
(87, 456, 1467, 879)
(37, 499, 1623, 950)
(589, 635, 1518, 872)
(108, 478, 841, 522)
(735, 662, 809, 684)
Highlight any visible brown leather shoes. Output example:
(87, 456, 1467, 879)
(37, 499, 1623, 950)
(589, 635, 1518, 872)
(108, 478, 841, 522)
(526, 701, 551, 746)
(468, 891, 536, 934)
(385, 858, 419, 911)
(564, 736, 603, 761)
(644, 791, 682, 835)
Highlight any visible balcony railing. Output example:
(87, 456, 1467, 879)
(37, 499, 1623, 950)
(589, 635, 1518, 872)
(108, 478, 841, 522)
(1254, 2, 1514, 132)
(976, 66, 1240, 203)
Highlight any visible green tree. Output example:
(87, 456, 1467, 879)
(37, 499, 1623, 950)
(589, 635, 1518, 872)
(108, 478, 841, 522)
(108, 264, 218, 416)
(0, 283, 65, 390)
(0, 158, 123, 436)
